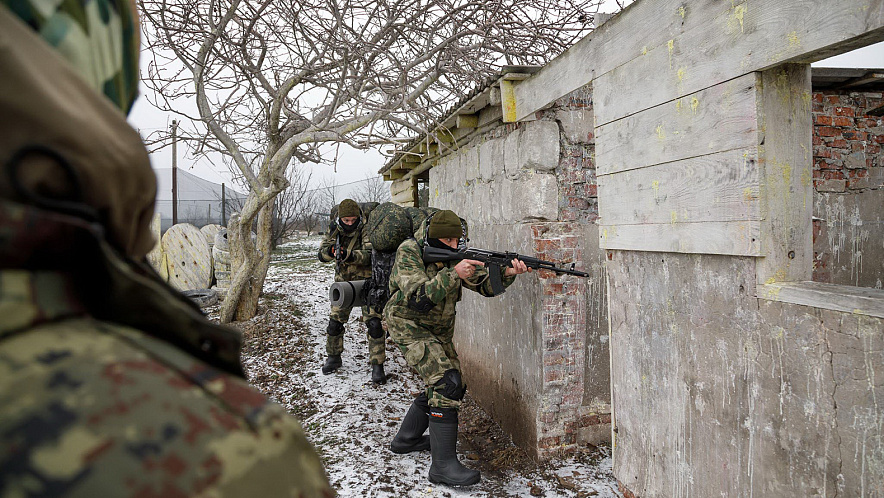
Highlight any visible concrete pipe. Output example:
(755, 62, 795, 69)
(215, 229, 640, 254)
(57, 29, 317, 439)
(329, 279, 369, 308)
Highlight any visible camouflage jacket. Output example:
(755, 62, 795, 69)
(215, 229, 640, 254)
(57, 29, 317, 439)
(0, 202, 334, 497)
(318, 220, 371, 281)
(384, 220, 516, 328)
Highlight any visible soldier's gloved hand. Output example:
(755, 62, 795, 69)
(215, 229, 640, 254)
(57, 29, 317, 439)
(339, 248, 349, 261)
(327, 246, 336, 258)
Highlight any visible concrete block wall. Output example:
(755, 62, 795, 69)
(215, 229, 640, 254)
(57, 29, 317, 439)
(812, 90, 884, 288)
(429, 84, 610, 458)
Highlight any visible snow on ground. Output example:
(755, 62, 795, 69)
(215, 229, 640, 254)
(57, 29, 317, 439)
(220, 237, 620, 498)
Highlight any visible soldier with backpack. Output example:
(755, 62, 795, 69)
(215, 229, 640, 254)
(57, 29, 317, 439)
(318, 198, 387, 383)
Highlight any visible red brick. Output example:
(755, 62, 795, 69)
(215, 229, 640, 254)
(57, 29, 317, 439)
(834, 106, 856, 117)
(826, 95, 841, 104)
(831, 139, 848, 148)
(816, 126, 839, 137)
(833, 116, 853, 127)
(813, 114, 832, 126)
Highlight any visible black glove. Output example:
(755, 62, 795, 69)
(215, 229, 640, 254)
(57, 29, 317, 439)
(339, 248, 349, 261)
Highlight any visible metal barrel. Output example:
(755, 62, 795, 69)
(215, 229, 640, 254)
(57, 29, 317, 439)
(329, 279, 368, 308)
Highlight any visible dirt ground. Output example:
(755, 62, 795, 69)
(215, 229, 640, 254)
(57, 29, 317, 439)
(208, 238, 620, 497)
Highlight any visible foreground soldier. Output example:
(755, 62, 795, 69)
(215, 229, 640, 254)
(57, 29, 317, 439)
(385, 210, 529, 486)
(0, 3, 332, 496)
(318, 199, 387, 383)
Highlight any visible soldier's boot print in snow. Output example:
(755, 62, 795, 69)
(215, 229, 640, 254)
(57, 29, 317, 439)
(428, 406, 480, 486)
(390, 393, 430, 454)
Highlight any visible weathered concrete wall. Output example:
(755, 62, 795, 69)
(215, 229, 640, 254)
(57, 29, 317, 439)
(609, 251, 883, 497)
(812, 90, 884, 289)
(429, 86, 610, 458)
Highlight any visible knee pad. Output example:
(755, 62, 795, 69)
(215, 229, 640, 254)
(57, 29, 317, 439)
(434, 369, 465, 401)
(366, 318, 384, 339)
(326, 319, 345, 336)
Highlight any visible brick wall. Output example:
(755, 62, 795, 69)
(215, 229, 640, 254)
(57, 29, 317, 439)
(812, 90, 884, 193)
(811, 90, 884, 287)
(535, 85, 611, 456)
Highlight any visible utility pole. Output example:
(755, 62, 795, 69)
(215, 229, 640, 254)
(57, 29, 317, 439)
(171, 120, 178, 225)
(221, 183, 226, 226)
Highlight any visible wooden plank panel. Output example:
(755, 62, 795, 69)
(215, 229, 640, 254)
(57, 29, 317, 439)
(756, 64, 813, 287)
(595, 74, 759, 176)
(599, 221, 762, 256)
(760, 282, 884, 319)
(512, 0, 745, 122)
(392, 188, 416, 205)
(390, 179, 413, 196)
(594, 0, 884, 126)
(597, 149, 761, 226)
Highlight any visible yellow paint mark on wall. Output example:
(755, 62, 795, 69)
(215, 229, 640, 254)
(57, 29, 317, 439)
(670, 211, 678, 224)
(656, 123, 666, 142)
(677, 67, 687, 82)
(690, 96, 700, 114)
(743, 187, 756, 202)
(677, 5, 686, 19)
(667, 39, 674, 69)
(676, 99, 684, 112)
(652, 180, 661, 201)
(787, 31, 800, 49)
(732, 4, 747, 33)
(434, 188, 439, 198)
(641, 45, 648, 56)
(781, 162, 792, 184)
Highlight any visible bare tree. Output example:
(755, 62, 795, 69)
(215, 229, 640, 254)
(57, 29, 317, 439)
(352, 174, 392, 204)
(138, 0, 603, 322)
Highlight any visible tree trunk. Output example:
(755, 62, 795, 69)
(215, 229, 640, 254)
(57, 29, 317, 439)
(235, 202, 272, 321)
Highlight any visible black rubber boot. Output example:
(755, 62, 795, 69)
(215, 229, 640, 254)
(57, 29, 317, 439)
(371, 363, 387, 384)
(427, 407, 480, 486)
(391, 395, 430, 454)
(321, 354, 342, 374)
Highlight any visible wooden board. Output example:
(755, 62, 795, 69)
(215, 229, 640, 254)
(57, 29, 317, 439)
(514, 0, 884, 122)
(162, 223, 213, 291)
(760, 282, 884, 319)
(594, 0, 884, 126)
(756, 64, 813, 287)
(597, 149, 761, 226)
(599, 220, 762, 256)
(595, 73, 759, 176)
(512, 0, 747, 122)
(200, 224, 223, 249)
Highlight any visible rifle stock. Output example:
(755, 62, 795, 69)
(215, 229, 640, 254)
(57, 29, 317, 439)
(422, 245, 589, 295)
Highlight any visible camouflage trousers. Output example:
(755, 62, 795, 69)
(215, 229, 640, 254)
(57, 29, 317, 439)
(328, 304, 385, 365)
(386, 315, 462, 409)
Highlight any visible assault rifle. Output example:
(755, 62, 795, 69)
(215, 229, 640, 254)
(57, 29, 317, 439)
(422, 245, 589, 295)
(334, 233, 344, 263)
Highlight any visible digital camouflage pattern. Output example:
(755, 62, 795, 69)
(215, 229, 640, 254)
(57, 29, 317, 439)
(1, 4, 332, 495)
(2, 0, 140, 113)
(384, 220, 516, 409)
(366, 202, 413, 252)
(319, 208, 384, 364)
(0, 272, 333, 498)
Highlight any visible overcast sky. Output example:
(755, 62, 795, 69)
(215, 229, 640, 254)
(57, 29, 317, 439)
(128, 1, 884, 192)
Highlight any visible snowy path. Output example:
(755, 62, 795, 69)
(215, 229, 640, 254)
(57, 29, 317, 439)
(231, 238, 620, 498)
